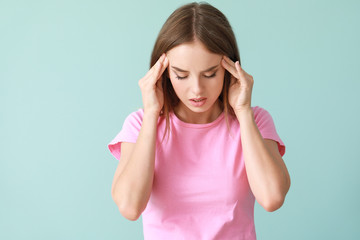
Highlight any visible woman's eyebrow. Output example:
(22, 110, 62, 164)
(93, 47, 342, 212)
(171, 64, 219, 73)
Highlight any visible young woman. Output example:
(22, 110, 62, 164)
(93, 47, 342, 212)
(108, 2, 290, 239)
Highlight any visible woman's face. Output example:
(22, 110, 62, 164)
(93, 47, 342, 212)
(166, 40, 225, 117)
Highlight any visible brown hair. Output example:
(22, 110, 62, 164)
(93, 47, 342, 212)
(150, 1, 241, 142)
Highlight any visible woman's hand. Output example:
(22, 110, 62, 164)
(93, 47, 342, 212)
(138, 53, 169, 116)
(221, 55, 254, 114)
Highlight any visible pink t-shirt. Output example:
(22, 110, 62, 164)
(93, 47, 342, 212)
(108, 106, 285, 240)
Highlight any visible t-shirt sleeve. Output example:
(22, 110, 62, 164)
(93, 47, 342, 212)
(107, 109, 144, 161)
(253, 106, 286, 157)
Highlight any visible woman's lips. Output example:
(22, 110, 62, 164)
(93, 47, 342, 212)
(189, 97, 207, 107)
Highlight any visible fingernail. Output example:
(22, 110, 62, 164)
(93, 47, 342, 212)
(236, 61, 241, 69)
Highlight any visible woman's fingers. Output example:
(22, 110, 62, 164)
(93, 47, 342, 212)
(151, 54, 168, 84)
(222, 55, 251, 84)
(234, 61, 245, 79)
(143, 53, 165, 80)
(222, 56, 240, 80)
(137, 53, 168, 115)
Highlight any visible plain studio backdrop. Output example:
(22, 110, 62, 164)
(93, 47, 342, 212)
(1, 0, 359, 239)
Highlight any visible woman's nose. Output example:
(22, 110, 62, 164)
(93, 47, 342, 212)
(191, 77, 203, 95)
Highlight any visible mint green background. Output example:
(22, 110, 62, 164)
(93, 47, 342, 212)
(1, 0, 359, 239)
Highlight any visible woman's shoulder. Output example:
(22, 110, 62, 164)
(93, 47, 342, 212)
(250, 105, 279, 128)
(123, 108, 165, 126)
(122, 108, 145, 126)
(251, 105, 273, 119)
(252, 105, 266, 113)
(227, 106, 272, 127)
(227, 105, 268, 120)
(126, 108, 144, 118)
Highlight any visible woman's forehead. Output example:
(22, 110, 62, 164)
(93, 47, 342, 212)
(167, 42, 222, 72)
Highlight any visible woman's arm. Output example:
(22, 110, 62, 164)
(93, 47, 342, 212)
(237, 108, 291, 212)
(111, 53, 169, 221)
(111, 112, 159, 221)
(221, 56, 290, 211)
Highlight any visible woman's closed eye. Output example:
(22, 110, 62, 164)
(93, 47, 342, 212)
(175, 72, 217, 80)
